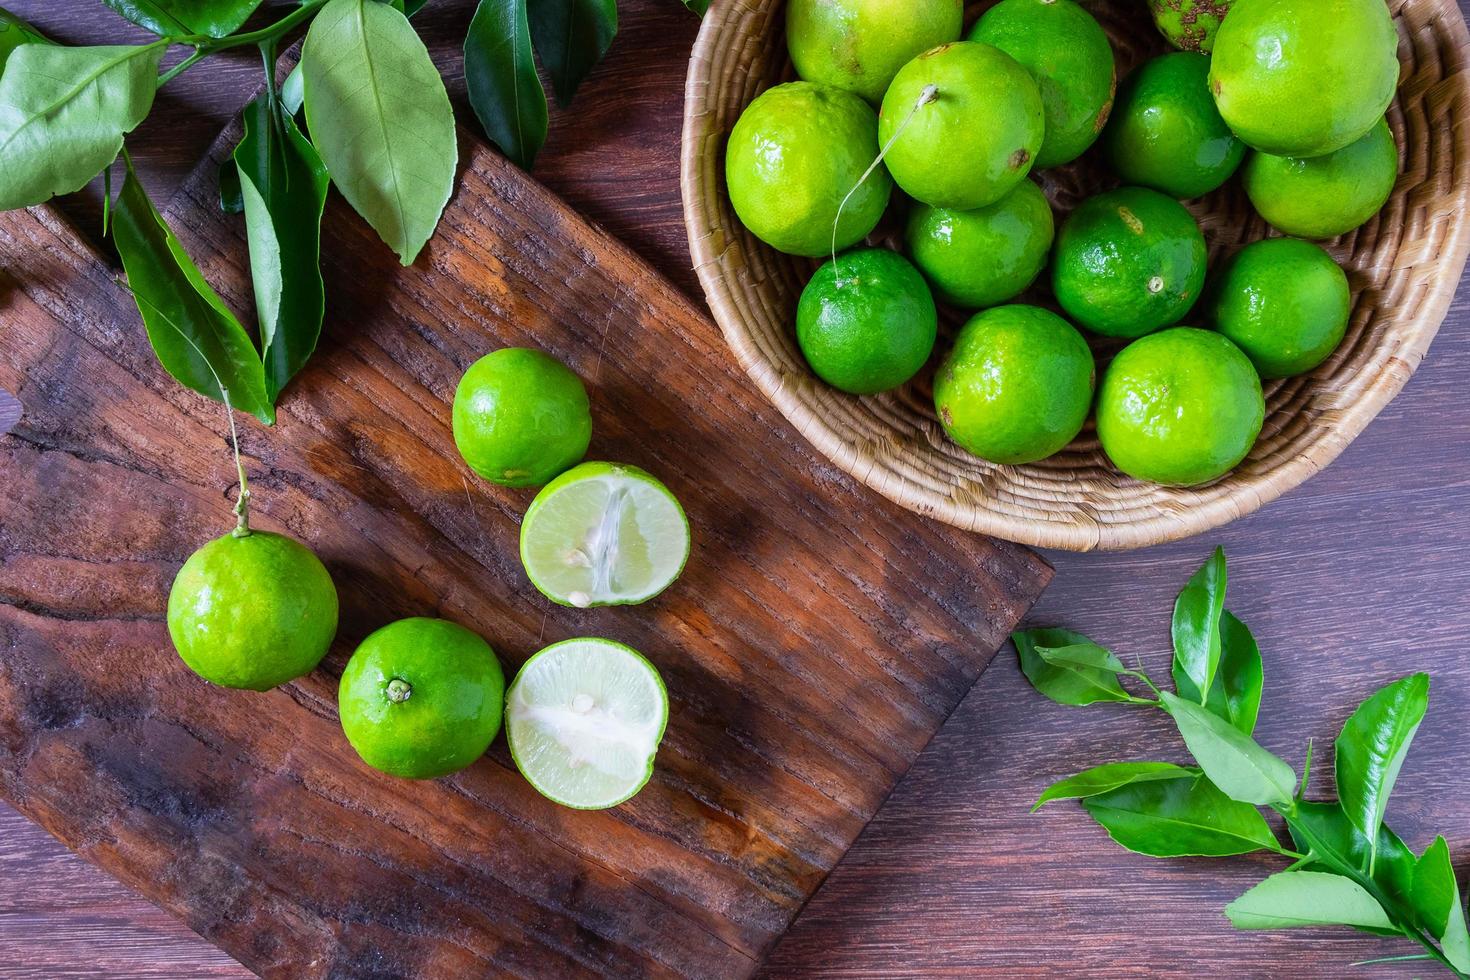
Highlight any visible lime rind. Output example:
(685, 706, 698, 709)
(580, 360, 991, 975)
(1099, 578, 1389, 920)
(506, 638, 670, 810)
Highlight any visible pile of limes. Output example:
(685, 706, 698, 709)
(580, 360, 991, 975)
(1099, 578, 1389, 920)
(727, 0, 1399, 487)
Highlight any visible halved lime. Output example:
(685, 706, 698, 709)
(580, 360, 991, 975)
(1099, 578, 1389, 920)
(506, 637, 669, 809)
(519, 461, 690, 608)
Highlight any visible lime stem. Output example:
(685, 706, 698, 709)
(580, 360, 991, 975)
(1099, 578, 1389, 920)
(386, 678, 412, 703)
(221, 388, 251, 538)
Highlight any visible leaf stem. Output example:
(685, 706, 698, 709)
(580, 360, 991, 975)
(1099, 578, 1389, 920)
(220, 387, 251, 537)
(157, 0, 329, 88)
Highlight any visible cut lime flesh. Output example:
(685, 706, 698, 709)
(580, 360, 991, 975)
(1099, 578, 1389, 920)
(520, 462, 690, 607)
(506, 638, 669, 809)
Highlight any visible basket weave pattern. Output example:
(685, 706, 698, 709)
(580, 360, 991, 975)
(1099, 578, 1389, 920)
(680, 0, 1470, 551)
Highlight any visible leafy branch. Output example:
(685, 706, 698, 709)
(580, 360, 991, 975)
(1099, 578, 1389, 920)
(1018, 547, 1470, 976)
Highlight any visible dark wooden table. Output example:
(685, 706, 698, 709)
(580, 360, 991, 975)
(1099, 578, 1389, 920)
(4, 1, 1468, 976)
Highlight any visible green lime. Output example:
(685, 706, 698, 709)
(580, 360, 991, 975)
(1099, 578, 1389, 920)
(786, 0, 962, 104)
(934, 305, 1095, 465)
(506, 637, 668, 810)
(1241, 117, 1398, 240)
(879, 41, 1044, 210)
(968, 0, 1116, 169)
(1206, 237, 1350, 378)
(1147, 0, 1232, 52)
(725, 81, 892, 257)
(905, 180, 1053, 309)
(1102, 52, 1244, 199)
(167, 530, 338, 691)
(796, 247, 937, 393)
(1052, 186, 1207, 338)
(452, 347, 592, 488)
(1208, 0, 1398, 157)
(338, 618, 505, 780)
(520, 462, 690, 608)
(1097, 327, 1265, 485)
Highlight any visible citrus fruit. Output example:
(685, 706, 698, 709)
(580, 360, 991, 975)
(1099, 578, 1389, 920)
(520, 461, 690, 608)
(452, 347, 592, 489)
(1102, 52, 1244, 199)
(1241, 117, 1398, 239)
(1147, 0, 1232, 52)
(796, 247, 937, 393)
(725, 81, 891, 257)
(1052, 186, 1207, 338)
(1096, 327, 1265, 485)
(167, 529, 338, 691)
(1208, 0, 1399, 157)
(905, 180, 1053, 309)
(338, 618, 505, 780)
(786, 0, 962, 104)
(1206, 237, 1350, 378)
(968, 0, 1116, 169)
(934, 305, 1095, 465)
(506, 637, 668, 810)
(878, 41, 1044, 210)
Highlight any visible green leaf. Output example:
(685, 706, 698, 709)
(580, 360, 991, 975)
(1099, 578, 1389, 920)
(233, 93, 329, 401)
(1226, 871, 1394, 932)
(100, 0, 265, 38)
(528, 0, 617, 108)
(1285, 801, 1416, 907)
(1160, 691, 1296, 805)
(280, 64, 305, 118)
(302, 0, 457, 264)
(110, 156, 273, 424)
(465, 0, 549, 170)
(678, 0, 709, 13)
(1082, 773, 1280, 858)
(1033, 762, 1196, 812)
(1171, 546, 1228, 701)
(0, 9, 49, 74)
(218, 158, 244, 213)
(1412, 837, 1470, 972)
(1335, 673, 1429, 862)
(1177, 609, 1263, 735)
(1014, 629, 1132, 706)
(0, 42, 165, 210)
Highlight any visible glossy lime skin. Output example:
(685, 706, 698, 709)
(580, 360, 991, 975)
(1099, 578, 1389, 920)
(786, 0, 962, 104)
(453, 348, 591, 488)
(934, 305, 1096, 465)
(339, 618, 505, 780)
(726, 81, 891, 257)
(1097, 327, 1265, 485)
(905, 180, 1053, 309)
(879, 41, 1044, 210)
(1147, 0, 1232, 52)
(1242, 117, 1398, 239)
(1206, 237, 1350, 378)
(1103, 53, 1244, 199)
(1208, 0, 1399, 158)
(796, 248, 937, 394)
(1052, 186, 1207, 338)
(167, 530, 338, 691)
(968, 0, 1116, 169)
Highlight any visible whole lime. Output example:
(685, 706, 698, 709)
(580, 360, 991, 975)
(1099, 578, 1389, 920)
(1206, 237, 1350, 378)
(786, 0, 962, 104)
(968, 0, 1116, 169)
(879, 41, 1044, 210)
(1147, 0, 1232, 52)
(1241, 117, 1398, 240)
(1208, 0, 1399, 158)
(1097, 327, 1265, 485)
(905, 180, 1053, 309)
(167, 529, 338, 691)
(1102, 52, 1244, 199)
(726, 81, 891, 257)
(796, 248, 937, 394)
(453, 347, 591, 489)
(1052, 186, 1207, 338)
(934, 305, 1095, 465)
(338, 618, 506, 780)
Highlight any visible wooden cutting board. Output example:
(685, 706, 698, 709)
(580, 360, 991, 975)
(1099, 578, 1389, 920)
(0, 128, 1050, 978)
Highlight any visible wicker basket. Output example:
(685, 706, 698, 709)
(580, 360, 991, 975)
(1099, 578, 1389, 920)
(680, 0, 1470, 551)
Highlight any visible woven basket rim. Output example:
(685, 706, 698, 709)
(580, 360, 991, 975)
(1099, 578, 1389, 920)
(680, 1, 1470, 551)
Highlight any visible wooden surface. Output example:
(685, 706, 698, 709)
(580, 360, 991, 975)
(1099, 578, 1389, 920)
(3, 0, 1469, 977)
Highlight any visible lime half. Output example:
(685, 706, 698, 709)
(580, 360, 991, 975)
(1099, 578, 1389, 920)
(519, 461, 690, 608)
(506, 638, 669, 809)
